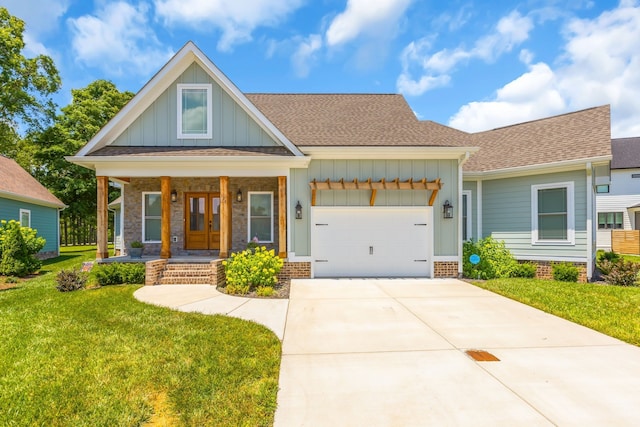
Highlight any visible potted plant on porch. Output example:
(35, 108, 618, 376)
(129, 241, 144, 258)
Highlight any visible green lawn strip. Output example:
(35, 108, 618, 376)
(0, 248, 281, 426)
(471, 278, 640, 346)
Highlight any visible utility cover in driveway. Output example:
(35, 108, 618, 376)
(311, 207, 432, 277)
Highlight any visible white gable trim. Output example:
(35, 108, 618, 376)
(76, 41, 303, 157)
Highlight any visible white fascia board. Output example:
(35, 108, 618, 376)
(76, 42, 303, 158)
(301, 146, 478, 160)
(67, 155, 310, 177)
(464, 156, 612, 180)
(0, 191, 67, 209)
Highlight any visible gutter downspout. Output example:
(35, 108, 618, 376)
(458, 152, 471, 276)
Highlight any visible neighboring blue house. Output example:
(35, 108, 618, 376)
(0, 156, 66, 259)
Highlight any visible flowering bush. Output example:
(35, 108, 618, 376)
(463, 237, 517, 279)
(0, 220, 46, 277)
(223, 246, 283, 295)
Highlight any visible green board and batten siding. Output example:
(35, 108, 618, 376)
(290, 159, 459, 257)
(481, 170, 588, 259)
(0, 198, 59, 255)
(111, 63, 280, 148)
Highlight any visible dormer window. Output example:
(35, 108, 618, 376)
(177, 84, 212, 139)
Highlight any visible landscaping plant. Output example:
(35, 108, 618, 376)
(94, 263, 145, 286)
(55, 269, 88, 292)
(0, 219, 46, 277)
(511, 262, 537, 278)
(463, 237, 517, 279)
(223, 246, 283, 295)
(552, 262, 580, 282)
(599, 259, 640, 287)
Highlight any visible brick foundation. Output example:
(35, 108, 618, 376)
(210, 259, 226, 287)
(145, 259, 168, 285)
(434, 261, 459, 278)
(278, 261, 312, 281)
(523, 260, 588, 283)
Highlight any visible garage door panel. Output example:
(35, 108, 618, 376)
(311, 207, 432, 278)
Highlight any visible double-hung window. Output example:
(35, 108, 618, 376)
(531, 182, 574, 245)
(462, 191, 472, 241)
(248, 192, 273, 243)
(143, 192, 162, 242)
(598, 212, 623, 229)
(177, 84, 212, 139)
(19, 209, 31, 227)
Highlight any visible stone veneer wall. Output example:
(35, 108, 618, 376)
(124, 177, 281, 256)
(36, 250, 59, 260)
(434, 261, 459, 278)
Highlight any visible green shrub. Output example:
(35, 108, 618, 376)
(463, 237, 517, 279)
(0, 220, 45, 277)
(94, 263, 145, 286)
(511, 262, 537, 278)
(552, 262, 580, 282)
(56, 269, 88, 292)
(597, 251, 621, 275)
(256, 286, 275, 297)
(223, 246, 284, 295)
(600, 259, 640, 287)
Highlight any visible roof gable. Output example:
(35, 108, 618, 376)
(611, 137, 640, 169)
(464, 105, 612, 173)
(77, 41, 303, 157)
(0, 156, 65, 208)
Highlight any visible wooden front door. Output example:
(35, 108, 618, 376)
(185, 192, 231, 250)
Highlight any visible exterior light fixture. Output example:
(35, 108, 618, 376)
(236, 189, 243, 202)
(171, 190, 177, 203)
(443, 200, 453, 219)
(295, 201, 303, 219)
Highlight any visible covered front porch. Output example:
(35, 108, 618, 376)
(96, 175, 289, 261)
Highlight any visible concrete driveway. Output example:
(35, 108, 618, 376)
(275, 278, 640, 426)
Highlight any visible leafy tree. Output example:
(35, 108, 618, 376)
(0, 7, 61, 155)
(29, 80, 134, 244)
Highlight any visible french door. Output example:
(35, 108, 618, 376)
(184, 192, 231, 250)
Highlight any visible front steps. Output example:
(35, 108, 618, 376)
(158, 263, 212, 285)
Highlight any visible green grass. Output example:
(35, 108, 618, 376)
(472, 278, 640, 346)
(0, 246, 281, 426)
(596, 249, 640, 264)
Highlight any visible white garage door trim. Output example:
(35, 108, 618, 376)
(310, 206, 434, 278)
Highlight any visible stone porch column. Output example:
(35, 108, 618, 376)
(96, 175, 109, 260)
(160, 176, 171, 259)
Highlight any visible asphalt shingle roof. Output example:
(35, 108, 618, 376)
(611, 137, 640, 169)
(0, 156, 65, 207)
(463, 105, 611, 172)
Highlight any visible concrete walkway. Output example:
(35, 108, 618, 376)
(134, 279, 640, 426)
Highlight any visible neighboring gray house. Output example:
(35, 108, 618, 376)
(596, 137, 640, 250)
(68, 42, 612, 281)
(0, 156, 66, 259)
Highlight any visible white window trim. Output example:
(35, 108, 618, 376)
(19, 209, 31, 227)
(142, 192, 162, 243)
(248, 191, 274, 243)
(177, 83, 212, 139)
(462, 190, 472, 241)
(531, 181, 575, 245)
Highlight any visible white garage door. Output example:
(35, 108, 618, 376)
(311, 207, 432, 278)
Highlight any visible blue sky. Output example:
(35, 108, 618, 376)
(3, 0, 639, 137)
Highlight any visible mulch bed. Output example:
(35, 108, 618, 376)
(217, 279, 291, 299)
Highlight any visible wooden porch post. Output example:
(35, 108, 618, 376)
(219, 176, 229, 258)
(278, 176, 287, 258)
(96, 176, 109, 260)
(160, 176, 172, 259)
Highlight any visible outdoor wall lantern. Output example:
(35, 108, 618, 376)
(443, 200, 453, 219)
(171, 190, 177, 203)
(295, 201, 303, 219)
(236, 189, 243, 202)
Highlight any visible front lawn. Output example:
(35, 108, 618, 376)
(472, 278, 640, 346)
(0, 247, 281, 426)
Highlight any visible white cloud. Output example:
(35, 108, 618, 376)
(154, 0, 303, 52)
(448, 1, 640, 137)
(3, 0, 70, 56)
(69, 2, 173, 77)
(325, 0, 413, 47)
(397, 11, 533, 96)
(291, 34, 323, 77)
